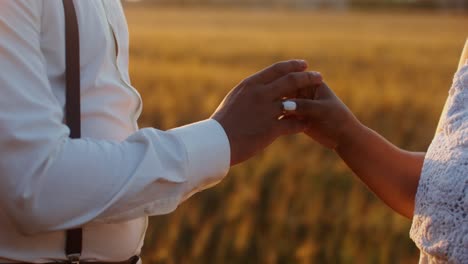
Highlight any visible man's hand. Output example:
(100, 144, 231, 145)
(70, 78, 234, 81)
(284, 82, 358, 149)
(211, 60, 323, 166)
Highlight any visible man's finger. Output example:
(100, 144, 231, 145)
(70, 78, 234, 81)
(268, 71, 323, 99)
(247, 60, 308, 85)
(282, 99, 325, 120)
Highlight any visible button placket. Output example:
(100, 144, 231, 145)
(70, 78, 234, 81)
(101, 0, 143, 130)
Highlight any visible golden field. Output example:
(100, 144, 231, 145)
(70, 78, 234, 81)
(124, 6, 467, 264)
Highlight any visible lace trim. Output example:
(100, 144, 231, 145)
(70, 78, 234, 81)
(410, 65, 468, 263)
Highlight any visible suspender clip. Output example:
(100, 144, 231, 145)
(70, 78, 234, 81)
(67, 253, 81, 264)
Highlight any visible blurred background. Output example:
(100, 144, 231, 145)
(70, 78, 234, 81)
(122, 0, 467, 263)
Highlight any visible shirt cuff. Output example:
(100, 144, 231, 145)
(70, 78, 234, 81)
(170, 119, 231, 197)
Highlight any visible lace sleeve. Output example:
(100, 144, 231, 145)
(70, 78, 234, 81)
(409, 65, 468, 263)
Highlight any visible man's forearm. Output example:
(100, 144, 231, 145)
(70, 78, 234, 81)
(335, 121, 425, 219)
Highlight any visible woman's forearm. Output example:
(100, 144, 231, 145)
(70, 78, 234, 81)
(290, 83, 425, 218)
(335, 120, 425, 219)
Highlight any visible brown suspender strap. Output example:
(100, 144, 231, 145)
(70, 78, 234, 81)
(61, 2, 140, 263)
(62, 0, 83, 261)
(63, 0, 81, 139)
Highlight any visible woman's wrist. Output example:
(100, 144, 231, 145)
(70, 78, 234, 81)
(334, 115, 366, 152)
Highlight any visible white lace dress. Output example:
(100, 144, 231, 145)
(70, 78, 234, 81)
(410, 62, 468, 263)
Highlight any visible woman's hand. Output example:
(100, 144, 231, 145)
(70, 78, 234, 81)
(285, 82, 359, 149)
(285, 82, 423, 218)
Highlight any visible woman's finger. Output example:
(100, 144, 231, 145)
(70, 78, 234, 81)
(275, 117, 308, 136)
(282, 99, 326, 120)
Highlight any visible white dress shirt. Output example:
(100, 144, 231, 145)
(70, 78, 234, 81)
(0, 0, 230, 262)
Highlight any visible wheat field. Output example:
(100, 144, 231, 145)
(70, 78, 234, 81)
(124, 6, 467, 264)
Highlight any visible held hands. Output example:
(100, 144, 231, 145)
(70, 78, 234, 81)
(285, 82, 359, 149)
(211, 60, 323, 166)
(211, 59, 358, 166)
(213, 62, 422, 219)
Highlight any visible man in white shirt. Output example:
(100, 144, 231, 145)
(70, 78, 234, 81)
(0, 1, 322, 262)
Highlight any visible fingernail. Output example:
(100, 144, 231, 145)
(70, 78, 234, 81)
(297, 60, 308, 68)
(282, 100, 297, 111)
(312, 71, 322, 78)
(312, 72, 323, 82)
